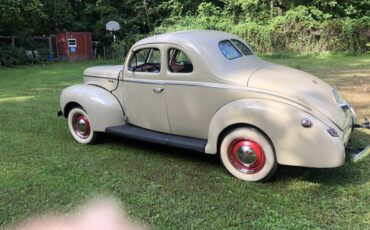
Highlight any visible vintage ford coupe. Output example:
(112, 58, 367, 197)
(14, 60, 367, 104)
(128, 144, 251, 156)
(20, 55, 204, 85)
(59, 30, 369, 181)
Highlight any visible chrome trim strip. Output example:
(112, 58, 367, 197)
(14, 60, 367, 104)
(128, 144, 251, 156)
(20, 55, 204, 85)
(123, 77, 348, 129)
(123, 78, 163, 85)
(84, 75, 118, 80)
(122, 77, 311, 110)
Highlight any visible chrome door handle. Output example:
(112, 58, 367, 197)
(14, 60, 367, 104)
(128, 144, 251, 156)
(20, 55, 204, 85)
(153, 87, 164, 93)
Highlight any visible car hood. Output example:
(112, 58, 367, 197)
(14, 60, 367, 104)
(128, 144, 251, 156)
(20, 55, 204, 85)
(83, 65, 123, 79)
(248, 63, 350, 130)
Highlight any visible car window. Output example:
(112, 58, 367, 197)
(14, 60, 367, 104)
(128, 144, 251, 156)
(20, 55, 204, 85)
(168, 48, 193, 73)
(231, 39, 253, 56)
(147, 48, 161, 64)
(219, 40, 242, 60)
(128, 48, 161, 73)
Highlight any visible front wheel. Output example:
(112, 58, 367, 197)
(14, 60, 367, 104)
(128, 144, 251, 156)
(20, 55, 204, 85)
(220, 128, 277, 182)
(67, 107, 98, 144)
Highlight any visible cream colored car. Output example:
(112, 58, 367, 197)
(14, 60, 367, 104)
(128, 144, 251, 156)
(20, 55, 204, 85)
(59, 30, 369, 182)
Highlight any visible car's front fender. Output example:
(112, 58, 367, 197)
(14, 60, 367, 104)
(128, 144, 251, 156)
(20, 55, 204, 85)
(205, 99, 346, 168)
(60, 84, 125, 132)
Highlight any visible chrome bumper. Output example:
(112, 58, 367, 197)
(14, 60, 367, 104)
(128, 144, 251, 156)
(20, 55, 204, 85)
(334, 90, 369, 163)
(352, 145, 370, 163)
(351, 117, 370, 163)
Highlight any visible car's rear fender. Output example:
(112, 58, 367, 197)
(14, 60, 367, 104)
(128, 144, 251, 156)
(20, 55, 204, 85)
(205, 99, 346, 168)
(60, 84, 125, 132)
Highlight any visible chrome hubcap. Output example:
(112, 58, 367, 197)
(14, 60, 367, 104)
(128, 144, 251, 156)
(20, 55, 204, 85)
(236, 145, 257, 166)
(228, 139, 266, 174)
(72, 114, 91, 139)
(76, 118, 87, 133)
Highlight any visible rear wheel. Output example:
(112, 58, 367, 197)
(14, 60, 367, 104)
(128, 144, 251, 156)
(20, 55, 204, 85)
(220, 128, 277, 182)
(67, 107, 98, 144)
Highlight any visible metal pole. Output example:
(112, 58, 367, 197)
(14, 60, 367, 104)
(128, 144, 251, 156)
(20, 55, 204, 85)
(11, 36, 15, 48)
(48, 36, 53, 57)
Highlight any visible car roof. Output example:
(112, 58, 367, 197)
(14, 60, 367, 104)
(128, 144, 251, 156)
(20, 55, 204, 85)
(133, 30, 240, 48)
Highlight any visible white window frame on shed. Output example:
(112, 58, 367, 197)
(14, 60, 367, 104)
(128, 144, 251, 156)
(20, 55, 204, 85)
(67, 39, 77, 47)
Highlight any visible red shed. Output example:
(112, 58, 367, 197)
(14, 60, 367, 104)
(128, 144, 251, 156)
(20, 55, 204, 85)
(56, 32, 93, 61)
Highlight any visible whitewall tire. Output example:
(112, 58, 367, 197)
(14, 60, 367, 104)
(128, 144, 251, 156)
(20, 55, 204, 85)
(220, 128, 277, 182)
(67, 107, 98, 144)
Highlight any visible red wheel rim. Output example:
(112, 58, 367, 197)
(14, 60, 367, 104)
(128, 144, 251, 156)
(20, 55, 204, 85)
(72, 113, 91, 139)
(227, 139, 265, 174)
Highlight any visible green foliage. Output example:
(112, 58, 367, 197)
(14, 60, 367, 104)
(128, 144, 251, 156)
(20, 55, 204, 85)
(41, 0, 74, 33)
(0, 46, 27, 67)
(159, 3, 370, 54)
(0, 0, 45, 35)
(0, 0, 369, 65)
(111, 33, 146, 60)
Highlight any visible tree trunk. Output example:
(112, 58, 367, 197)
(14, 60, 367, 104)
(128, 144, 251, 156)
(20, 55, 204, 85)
(277, 0, 283, 16)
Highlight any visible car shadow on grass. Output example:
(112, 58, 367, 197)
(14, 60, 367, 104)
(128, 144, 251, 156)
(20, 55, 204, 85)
(98, 133, 369, 185)
(98, 133, 220, 166)
(273, 157, 368, 186)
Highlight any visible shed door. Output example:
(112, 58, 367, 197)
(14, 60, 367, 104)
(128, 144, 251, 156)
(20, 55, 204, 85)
(76, 34, 88, 60)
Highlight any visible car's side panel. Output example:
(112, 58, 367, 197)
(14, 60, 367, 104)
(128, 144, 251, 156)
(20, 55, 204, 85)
(205, 99, 346, 168)
(164, 81, 314, 139)
(165, 83, 245, 139)
(60, 84, 125, 131)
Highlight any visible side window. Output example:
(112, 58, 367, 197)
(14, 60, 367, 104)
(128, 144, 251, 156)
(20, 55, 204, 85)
(128, 48, 161, 73)
(231, 39, 253, 56)
(219, 40, 242, 60)
(168, 48, 193, 73)
(147, 49, 161, 64)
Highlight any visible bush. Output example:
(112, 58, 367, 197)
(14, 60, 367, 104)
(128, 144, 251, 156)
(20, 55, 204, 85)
(157, 4, 370, 54)
(0, 46, 27, 67)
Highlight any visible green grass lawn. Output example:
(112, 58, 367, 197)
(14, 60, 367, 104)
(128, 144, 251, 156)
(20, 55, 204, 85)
(1, 55, 369, 229)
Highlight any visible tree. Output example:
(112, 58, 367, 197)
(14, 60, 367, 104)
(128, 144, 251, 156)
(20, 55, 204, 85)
(0, 0, 46, 35)
(41, 0, 74, 34)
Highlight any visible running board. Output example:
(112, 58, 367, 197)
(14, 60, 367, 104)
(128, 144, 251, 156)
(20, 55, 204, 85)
(106, 124, 207, 153)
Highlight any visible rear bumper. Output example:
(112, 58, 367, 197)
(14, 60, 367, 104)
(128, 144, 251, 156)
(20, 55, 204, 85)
(347, 105, 370, 162)
(350, 115, 370, 162)
(352, 145, 370, 163)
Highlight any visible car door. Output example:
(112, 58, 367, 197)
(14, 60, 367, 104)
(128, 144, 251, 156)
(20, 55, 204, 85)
(164, 45, 212, 139)
(122, 44, 171, 133)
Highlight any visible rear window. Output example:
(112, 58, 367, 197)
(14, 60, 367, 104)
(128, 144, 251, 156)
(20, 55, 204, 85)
(218, 40, 242, 60)
(231, 39, 253, 56)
